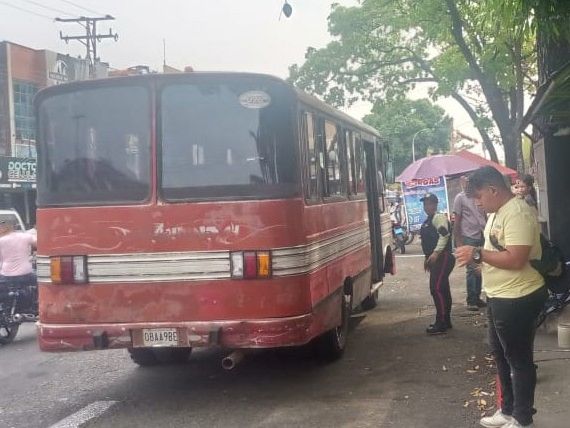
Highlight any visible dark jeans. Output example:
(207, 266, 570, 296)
(429, 251, 455, 325)
(463, 236, 484, 304)
(488, 286, 548, 426)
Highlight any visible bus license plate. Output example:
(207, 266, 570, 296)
(141, 328, 179, 347)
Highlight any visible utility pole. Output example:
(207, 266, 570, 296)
(56, 15, 118, 78)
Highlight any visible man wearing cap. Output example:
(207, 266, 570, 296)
(453, 175, 488, 311)
(420, 193, 455, 334)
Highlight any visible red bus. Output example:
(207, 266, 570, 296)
(35, 73, 394, 366)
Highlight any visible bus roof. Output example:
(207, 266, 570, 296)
(35, 71, 382, 140)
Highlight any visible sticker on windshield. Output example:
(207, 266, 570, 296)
(239, 91, 271, 109)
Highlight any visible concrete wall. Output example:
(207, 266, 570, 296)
(9, 43, 46, 86)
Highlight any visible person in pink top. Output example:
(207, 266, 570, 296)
(0, 219, 37, 279)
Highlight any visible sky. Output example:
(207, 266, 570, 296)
(0, 0, 486, 155)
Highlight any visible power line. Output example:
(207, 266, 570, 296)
(56, 15, 118, 78)
(0, 1, 53, 20)
(57, 0, 101, 16)
(22, 0, 73, 17)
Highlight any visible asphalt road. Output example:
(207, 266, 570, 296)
(0, 248, 502, 428)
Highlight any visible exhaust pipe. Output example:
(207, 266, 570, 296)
(222, 350, 244, 370)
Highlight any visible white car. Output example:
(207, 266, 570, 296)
(0, 209, 26, 232)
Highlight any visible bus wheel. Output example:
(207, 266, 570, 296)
(315, 291, 351, 362)
(361, 289, 379, 311)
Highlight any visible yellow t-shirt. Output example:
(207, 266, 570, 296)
(482, 197, 544, 298)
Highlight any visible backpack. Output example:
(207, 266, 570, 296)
(530, 234, 569, 294)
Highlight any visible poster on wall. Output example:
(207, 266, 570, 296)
(402, 176, 449, 232)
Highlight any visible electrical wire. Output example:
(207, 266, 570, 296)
(22, 0, 73, 17)
(0, 1, 53, 20)
(57, 0, 101, 15)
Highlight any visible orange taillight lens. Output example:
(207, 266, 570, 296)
(50, 256, 88, 284)
(257, 251, 271, 278)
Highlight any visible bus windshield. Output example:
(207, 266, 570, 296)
(37, 85, 151, 206)
(160, 81, 297, 200)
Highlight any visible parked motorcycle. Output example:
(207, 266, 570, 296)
(0, 276, 38, 345)
(392, 220, 407, 254)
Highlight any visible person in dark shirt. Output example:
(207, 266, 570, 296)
(419, 193, 455, 335)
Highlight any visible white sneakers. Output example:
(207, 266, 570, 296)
(480, 410, 534, 427)
(480, 410, 513, 427)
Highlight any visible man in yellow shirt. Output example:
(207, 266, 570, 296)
(456, 166, 547, 428)
(419, 193, 455, 335)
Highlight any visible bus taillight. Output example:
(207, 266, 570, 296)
(50, 256, 88, 285)
(230, 251, 272, 279)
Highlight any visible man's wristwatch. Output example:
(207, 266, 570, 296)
(472, 247, 483, 264)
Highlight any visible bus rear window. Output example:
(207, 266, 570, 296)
(160, 82, 297, 200)
(37, 86, 151, 206)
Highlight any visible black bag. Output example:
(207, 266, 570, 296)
(530, 234, 568, 294)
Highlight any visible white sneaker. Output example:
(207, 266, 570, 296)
(480, 410, 514, 427)
(503, 420, 534, 428)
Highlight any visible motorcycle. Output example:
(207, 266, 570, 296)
(0, 275, 38, 345)
(392, 220, 407, 254)
(390, 201, 408, 253)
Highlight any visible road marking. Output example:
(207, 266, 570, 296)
(49, 401, 118, 428)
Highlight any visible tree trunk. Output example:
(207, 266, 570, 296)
(537, 22, 570, 85)
(534, 11, 570, 139)
(502, 132, 519, 172)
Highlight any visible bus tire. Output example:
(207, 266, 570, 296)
(361, 289, 379, 311)
(315, 291, 351, 362)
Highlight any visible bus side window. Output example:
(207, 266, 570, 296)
(345, 129, 356, 195)
(302, 112, 319, 201)
(324, 120, 344, 197)
(354, 133, 365, 194)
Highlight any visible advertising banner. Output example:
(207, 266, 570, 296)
(0, 157, 36, 189)
(402, 176, 449, 232)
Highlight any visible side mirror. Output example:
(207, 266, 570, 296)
(282, 1, 293, 18)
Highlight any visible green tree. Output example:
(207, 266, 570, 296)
(363, 98, 451, 175)
(289, 0, 537, 170)
(479, 0, 570, 82)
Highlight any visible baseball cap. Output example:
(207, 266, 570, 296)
(420, 193, 439, 203)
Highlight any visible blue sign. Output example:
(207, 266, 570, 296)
(402, 176, 449, 232)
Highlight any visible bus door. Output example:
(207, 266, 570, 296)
(363, 140, 384, 282)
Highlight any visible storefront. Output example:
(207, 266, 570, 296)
(523, 62, 570, 256)
(0, 156, 36, 227)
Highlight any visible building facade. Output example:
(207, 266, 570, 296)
(0, 41, 108, 226)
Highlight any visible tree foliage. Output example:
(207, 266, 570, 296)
(289, 0, 540, 170)
(363, 98, 452, 175)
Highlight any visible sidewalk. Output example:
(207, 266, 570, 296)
(383, 243, 570, 427)
(532, 311, 570, 428)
